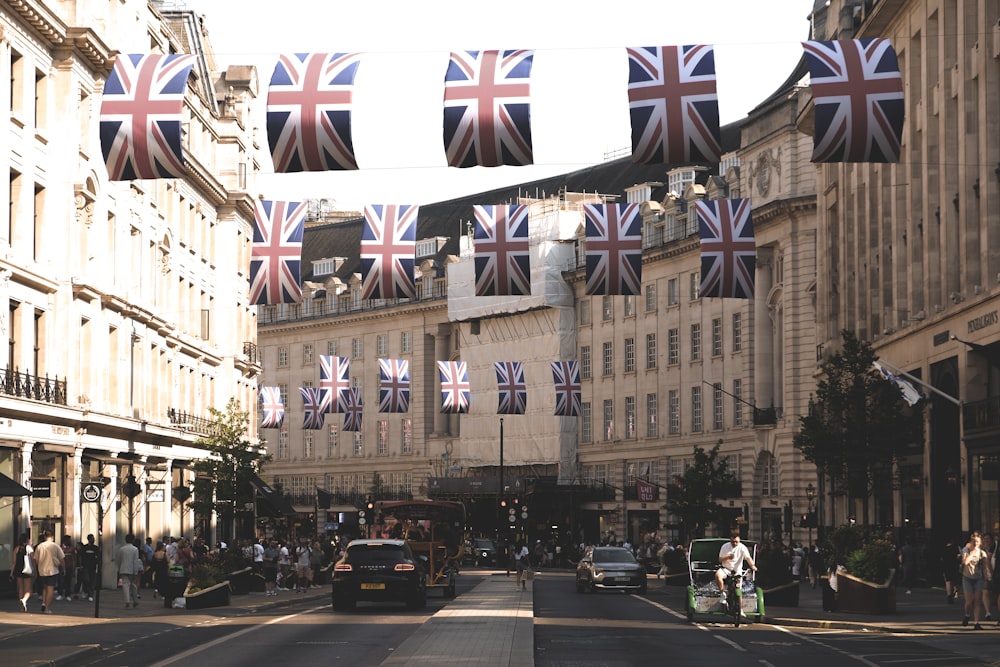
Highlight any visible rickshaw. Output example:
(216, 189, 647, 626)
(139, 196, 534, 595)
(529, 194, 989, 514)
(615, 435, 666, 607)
(373, 500, 466, 598)
(685, 538, 765, 626)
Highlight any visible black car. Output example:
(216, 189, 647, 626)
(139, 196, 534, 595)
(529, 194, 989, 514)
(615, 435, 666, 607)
(331, 539, 427, 610)
(471, 538, 498, 567)
(576, 546, 648, 594)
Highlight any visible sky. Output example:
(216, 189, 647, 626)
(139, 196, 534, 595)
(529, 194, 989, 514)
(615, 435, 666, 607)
(179, 0, 812, 211)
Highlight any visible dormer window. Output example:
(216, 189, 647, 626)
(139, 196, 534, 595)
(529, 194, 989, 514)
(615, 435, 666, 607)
(416, 237, 446, 260)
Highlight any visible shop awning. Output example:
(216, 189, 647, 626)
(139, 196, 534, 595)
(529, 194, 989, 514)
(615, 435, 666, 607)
(248, 472, 296, 517)
(0, 472, 32, 497)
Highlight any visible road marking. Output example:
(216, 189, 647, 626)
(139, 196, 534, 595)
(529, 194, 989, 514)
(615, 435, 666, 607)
(713, 634, 747, 652)
(772, 624, 880, 666)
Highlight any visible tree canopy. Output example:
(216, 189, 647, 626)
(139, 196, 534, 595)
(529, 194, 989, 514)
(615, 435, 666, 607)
(664, 443, 740, 540)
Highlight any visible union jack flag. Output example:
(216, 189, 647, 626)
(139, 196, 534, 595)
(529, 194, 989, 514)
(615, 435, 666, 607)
(300, 387, 326, 430)
(319, 355, 350, 414)
(99, 54, 196, 180)
(802, 39, 904, 163)
(249, 200, 306, 305)
(443, 50, 533, 168)
(259, 386, 285, 429)
(584, 204, 643, 296)
(696, 198, 756, 299)
(342, 387, 363, 432)
(551, 361, 582, 417)
(361, 205, 417, 300)
(473, 205, 531, 296)
(378, 359, 411, 413)
(437, 361, 471, 414)
(266, 52, 360, 173)
(626, 45, 721, 164)
(494, 361, 526, 415)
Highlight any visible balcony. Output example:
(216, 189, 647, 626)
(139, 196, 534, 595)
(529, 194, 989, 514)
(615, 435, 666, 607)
(753, 407, 779, 426)
(242, 341, 260, 364)
(0, 367, 67, 405)
(963, 396, 1000, 434)
(167, 408, 221, 437)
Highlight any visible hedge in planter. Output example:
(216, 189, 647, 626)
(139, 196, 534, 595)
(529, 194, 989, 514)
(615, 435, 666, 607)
(756, 546, 799, 607)
(183, 563, 232, 610)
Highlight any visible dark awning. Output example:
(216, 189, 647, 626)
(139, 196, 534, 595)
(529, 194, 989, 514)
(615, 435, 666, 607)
(248, 473, 297, 517)
(0, 472, 32, 497)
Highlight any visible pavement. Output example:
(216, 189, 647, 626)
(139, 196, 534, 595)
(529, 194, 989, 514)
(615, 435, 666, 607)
(0, 575, 991, 666)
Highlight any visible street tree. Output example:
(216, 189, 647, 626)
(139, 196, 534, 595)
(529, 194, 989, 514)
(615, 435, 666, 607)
(793, 330, 922, 528)
(188, 398, 271, 541)
(665, 443, 740, 540)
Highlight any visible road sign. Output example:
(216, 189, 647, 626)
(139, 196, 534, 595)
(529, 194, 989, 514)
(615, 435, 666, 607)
(359, 517, 367, 525)
(82, 483, 102, 503)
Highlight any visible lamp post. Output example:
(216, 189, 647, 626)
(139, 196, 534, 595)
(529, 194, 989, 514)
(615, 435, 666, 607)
(498, 417, 504, 535)
(806, 482, 816, 550)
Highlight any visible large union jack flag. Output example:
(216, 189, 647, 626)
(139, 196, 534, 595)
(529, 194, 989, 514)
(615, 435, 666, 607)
(361, 205, 417, 299)
(473, 205, 531, 296)
(626, 45, 721, 165)
(696, 198, 756, 299)
(802, 39, 904, 163)
(378, 359, 411, 413)
(319, 355, 350, 414)
(249, 200, 306, 305)
(584, 204, 643, 295)
(443, 50, 534, 168)
(266, 52, 360, 173)
(300, 387, 327, 430)
(437, 361, 471, 414)
(342, 387, 363, 432)
(259, 386, 285, 429)
(494, 361, 526, 415)
(99, 54, 195, 180)
(551, 361, 582, 417)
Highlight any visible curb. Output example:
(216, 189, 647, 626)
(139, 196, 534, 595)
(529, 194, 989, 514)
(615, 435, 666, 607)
(36, 644, 102, 667)
(767, 616, 962, 635)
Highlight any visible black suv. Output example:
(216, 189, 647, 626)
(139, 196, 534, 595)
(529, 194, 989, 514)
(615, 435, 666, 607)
(331, 539, 427, 610)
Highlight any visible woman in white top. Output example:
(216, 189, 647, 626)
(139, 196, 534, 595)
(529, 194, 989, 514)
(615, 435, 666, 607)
(514, 540, 530, 590)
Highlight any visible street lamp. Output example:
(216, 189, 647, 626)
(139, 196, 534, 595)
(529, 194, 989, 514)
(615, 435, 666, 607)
(805, 482, 816, 549)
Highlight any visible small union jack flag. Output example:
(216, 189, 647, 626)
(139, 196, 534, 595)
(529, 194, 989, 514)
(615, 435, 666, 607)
(626, 45, 721, 164)
(266, 52, 360, 173)
(320, 355, 350, 414)
(802, 39, 904, 163)
(437, 361, 471, 414)
(361, 205, 417, 299)
(342, 387, 363, 432)
(259, 386, 285, 429)
(696, 198, 756, 299)
(378, 359, 411, 413)
(494, 361, 526, 415)
(249, 200, 306, 305)
(300, 387, 326, 430)
(99, 54, 196, 180)
(443, 50, 534, 168)
(473, 205, 531, 296)
(584, 204, 643, 296)
(551, 361, 582, 417)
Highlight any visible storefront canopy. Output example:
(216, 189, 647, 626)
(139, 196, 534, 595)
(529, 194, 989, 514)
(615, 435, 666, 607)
(0, 472, 32, 497)
(248, 472, 296, 517)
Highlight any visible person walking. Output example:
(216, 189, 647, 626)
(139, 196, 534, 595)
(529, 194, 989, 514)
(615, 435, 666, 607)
(262, 540, 280, 596)
(57, 534, 77, 601)
(513, 539, 530, 590)
(960, 531, 992, 630)
(150, 541, 169, 600)
(9, 533, 35, 612)
(78, 534, 99, 602)
(900, 538, 916, 594)
(295, 538, 311, 593)
(117, 533, 144, 609)
(34, 530, 64, 614)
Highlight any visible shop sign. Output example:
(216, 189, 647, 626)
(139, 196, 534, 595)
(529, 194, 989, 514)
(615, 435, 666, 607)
(31, 479, 52, 498)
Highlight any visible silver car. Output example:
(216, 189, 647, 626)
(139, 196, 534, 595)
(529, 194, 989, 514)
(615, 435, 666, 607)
(576, 546, 648, 594)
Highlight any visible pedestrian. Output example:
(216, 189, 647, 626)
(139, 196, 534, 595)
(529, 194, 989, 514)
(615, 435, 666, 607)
(941, 536, 962, 604)
(900, 538, 916, 594)
(57, 534, 77, 601)
(173, 538, 195, 577)
(118, 533, 144, 609)
(982, 533, 996, 621)
(34, 530, 64, 614)
(791, 547, 803, 583)
(277, 540, 291, 590)
(141, 537, 155, 591)
(807, 543, 823, 589)
(263, 540, 280, 596)
(78, 534, 99, 602)
(9, 533, 34, 612)
(295, 538, 311, 593)
(960, 531, 992, 630)
(988, 533, 1000, 627)
(151, 541, 169, 600)
(514, 539, 530, 590)
(310, 539, 324, 587)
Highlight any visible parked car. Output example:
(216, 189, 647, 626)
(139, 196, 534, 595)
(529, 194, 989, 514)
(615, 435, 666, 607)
(576, 546, 648, 594)
(331, 539, 427, 611)
(470, 538, 499, 567)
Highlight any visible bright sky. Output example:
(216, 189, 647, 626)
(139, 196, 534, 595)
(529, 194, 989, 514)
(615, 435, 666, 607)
(180, 0, 811, 211)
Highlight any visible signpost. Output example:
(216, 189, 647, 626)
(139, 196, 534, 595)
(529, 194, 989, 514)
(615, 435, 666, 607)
(81, 481, 106, 618)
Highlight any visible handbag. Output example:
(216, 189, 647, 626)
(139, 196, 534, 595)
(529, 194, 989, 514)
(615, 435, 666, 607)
(22, 553, 33, 576)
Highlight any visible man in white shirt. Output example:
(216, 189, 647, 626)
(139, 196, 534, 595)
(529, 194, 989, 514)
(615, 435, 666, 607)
(716, 533, 757, 605)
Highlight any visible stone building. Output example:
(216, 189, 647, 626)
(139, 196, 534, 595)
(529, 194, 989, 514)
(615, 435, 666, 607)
(0, 0, 260, 591)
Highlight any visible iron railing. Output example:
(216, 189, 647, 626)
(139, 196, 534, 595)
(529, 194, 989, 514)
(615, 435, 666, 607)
(964, 396, 1000, 433)
(242, 341, 260, 364)
(0, 367, 68, 405)
(166, 408, 221, 436)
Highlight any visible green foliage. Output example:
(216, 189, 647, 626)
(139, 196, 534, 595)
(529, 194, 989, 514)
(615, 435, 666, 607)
(822, 525, 866, 572)
(186, 562, 226, 594)
(846, 536, 896, 584)
(664, 443, 740, 540)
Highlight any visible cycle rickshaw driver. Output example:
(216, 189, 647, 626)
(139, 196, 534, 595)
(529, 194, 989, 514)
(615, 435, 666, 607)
(715, 532, 758, 606)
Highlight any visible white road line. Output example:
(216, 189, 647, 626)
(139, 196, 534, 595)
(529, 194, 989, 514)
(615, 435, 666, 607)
(772, 624, 880, 666)
(713, 634, 747, 652)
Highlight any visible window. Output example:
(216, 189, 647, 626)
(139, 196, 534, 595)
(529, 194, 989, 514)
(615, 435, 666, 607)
(691, 386, 702, 432)
(733, 379, 743, 427)
(646, 393, 658, 437)
(376, 334, 387, 356)
(402, 418, 412, 453)
(624, 337, 635, 373)
(668, 390, 680, 434)
(667, 328, 679, 365)
(327, 340, 337, 356)
(732, 313, 742, 352)
(624, 295, 635, 317)
(303, 431, 314, 459)
(278, 429, 289, 460)
(762, 452, 777, 496)
(602, 341, 613, 376)
(352, 432, 363, 456)
(723, 454, 741, 490)
(667, 278, 678, 305)
(34, 67, 46, 129)
(645, 333, 657, 369)
(302, 343, 314, 365)
(279, 384, 288, 410)
(625, 396, 636, 439)
(580, 345, 592, 379)
(401, 331, 412, 353)
(581, 402, 592, 442)
(327, 424, 338, 457)
(278, 346, 289, 367)
(712, 318, 722, 357)
(352, 337, 363, 358)
(690, 323, 701, 361)
(644, 284, 657, 312)
(579, 300, 591, 325)
(602, 296, 613, 321)
(713, 383, 724, 430)
(378, 420, 388, 455)
(690, 272, 700, 300)
(603, 399, 614, 440)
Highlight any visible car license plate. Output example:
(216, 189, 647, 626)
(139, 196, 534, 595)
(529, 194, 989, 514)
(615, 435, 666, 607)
(360, 583, 385, 590)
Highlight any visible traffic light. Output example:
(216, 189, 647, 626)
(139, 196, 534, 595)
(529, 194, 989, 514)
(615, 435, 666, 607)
(799, 513, 809, 528)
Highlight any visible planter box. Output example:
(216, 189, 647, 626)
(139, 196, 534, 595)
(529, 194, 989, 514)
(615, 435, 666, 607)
(183, 580, 231, 610)
(762, 580, 800, 607)
(228, 567, 264, 595)
(835, 570, 896, 615)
